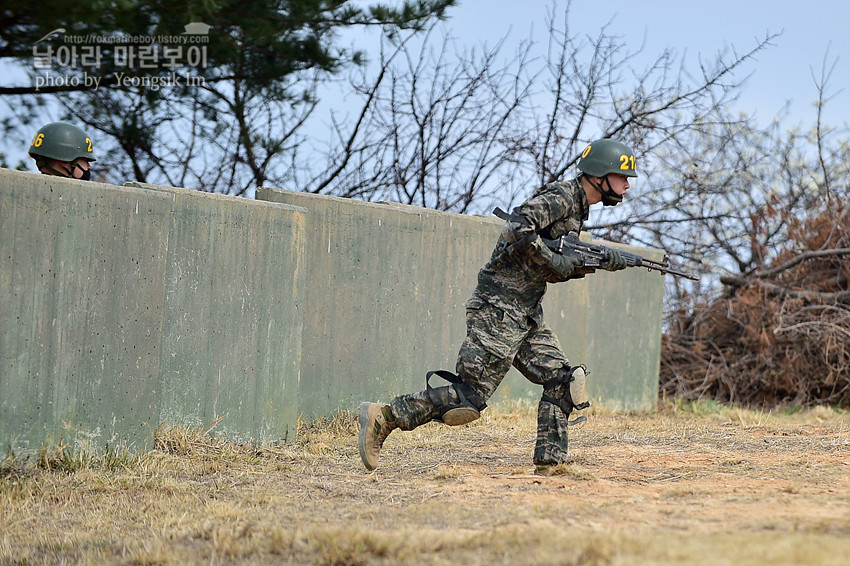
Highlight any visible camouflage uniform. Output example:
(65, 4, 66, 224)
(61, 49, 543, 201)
(390, 177, 590, 465)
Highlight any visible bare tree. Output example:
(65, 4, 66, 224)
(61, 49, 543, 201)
(300, 2, 780, 241)
(289, 27, 533, 213)
(641, 48, 849, 315)
(653, 46, 850, 406)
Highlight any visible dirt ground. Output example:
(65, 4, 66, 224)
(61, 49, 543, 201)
(2, 401, 850, 565)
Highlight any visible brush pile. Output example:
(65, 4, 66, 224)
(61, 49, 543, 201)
(660, 204, 850, 407)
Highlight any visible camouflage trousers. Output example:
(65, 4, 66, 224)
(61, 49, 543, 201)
(389, 301, 574, 465)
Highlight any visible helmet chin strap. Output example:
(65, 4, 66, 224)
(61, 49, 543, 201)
(36, 157, 73, 178)
(587, 174, 622, 207)
(37, 158, 91, 180)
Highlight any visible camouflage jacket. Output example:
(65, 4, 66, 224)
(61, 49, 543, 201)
(469, 177, 589, 323)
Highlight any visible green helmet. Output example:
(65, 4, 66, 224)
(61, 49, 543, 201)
(28, 122, 96, 163)
(577, 138, 636, 178)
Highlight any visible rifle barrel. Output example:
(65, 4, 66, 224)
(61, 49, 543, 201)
(652, 265, 699, 281)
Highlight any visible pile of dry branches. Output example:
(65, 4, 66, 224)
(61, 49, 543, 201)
(661, 204, 850, 407)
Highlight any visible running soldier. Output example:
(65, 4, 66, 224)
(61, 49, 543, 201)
(359, 138, 637, 473)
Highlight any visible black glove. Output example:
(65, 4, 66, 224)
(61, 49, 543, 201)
(603, 248, 627, 272)
(548, 250, 583, 278)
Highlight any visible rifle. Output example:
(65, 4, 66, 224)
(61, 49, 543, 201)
(493, 207, 698, 280)
(544, 231, 699, 281)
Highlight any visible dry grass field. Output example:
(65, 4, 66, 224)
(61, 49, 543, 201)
(2, 401, 849, 565)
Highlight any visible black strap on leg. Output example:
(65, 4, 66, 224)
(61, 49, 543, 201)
(541, 365, 590, 426)
(426, 370, 488, 416)
(493, 207, 529, 225)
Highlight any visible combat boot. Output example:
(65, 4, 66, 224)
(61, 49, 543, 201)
(358, 402, 397, 470)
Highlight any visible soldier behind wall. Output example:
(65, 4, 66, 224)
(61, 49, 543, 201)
(28, 122, 96, 181)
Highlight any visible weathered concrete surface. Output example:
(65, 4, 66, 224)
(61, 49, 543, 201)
(1, 171, 305, 454)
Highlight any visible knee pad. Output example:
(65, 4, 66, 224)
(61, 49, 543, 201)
(542, 364, 590, 426)
(426, 370, 488, 426)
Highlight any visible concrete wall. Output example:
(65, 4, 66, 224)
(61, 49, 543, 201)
(256, 187, 665, 418)
(1, 169, 664, 456)
(1, 170, 305, 454)
(255, 188, 497, 418)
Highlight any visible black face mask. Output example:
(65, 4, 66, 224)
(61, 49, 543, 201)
(70, 161, 92, 181)
(591, 175, 622, 207)
(600, 189, 622, 207)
